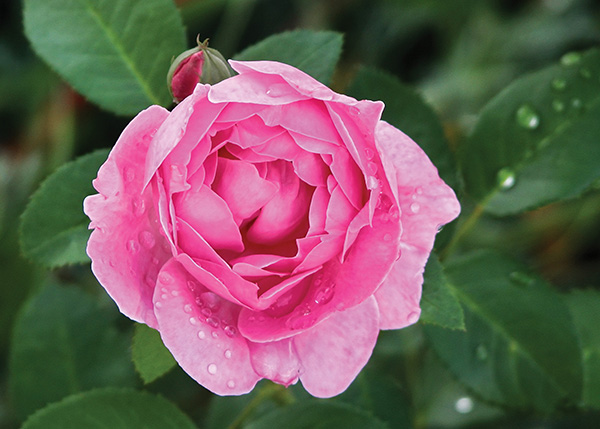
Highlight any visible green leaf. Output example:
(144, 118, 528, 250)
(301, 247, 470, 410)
(21, 388, 197, 429)
(424, 250, 583, 411)
(419, 254, 465, 330)
(23, 0, 185, 115)
(460, 48, 600, 215)
(346, 67, 458, 191)
(20, 149, 109, 268)
(9, 283, 136, 420)
(245, 401, 388, 429)
(565, 289, 600, 409)
(132, 323, 177, 384)
(234, 30, 343, 85)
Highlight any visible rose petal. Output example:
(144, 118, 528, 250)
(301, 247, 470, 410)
(373, 121, 460, 329)
(208, 72, 308, 105)
(85, 105, 170, 328)
(152, 259, 260, 395)
(325, 185, 358, 234)
(294, 296, 379, 398)
(248, 339, 301, 387)
(212, 158, 278, 223)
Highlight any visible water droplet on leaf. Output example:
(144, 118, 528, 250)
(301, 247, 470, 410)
(509, 271, 534, 287)
(551, 78, 567, 91)
(476, 344, 488, 361)
(515, 104, 540, 130)
(497, 168, 516, 190)
(561, 51, 581, 67)
(552, 99, 565, 112)
(455, 397, 474, 414)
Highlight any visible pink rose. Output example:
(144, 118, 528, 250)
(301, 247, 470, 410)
(84, 61, 460, 397)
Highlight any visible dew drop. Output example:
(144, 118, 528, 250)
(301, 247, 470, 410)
(497, 168, 516, 190)
(224, 349, 232, 359)
(561, 51, 582, 67)
(314, 284, 335, 305)
(476, 344, 488, 361)
(131, 198, 146, 216)
(161, 293, 168, 300)
(455, 397, 474, 414)
(407, 312, 420, 324)
(550, 78, 566, 91)
(367, 161, 378, 175)
(158, 272, 174, 284)
(366, 175, 379, 190)
(224, 325, 237, 337)
(127, 239, 140, 254)
(571, 98, 583, 110)
(189, 317, 197, 325)
(206, 317, 220, 328)
(212, 331, 219, 338)
(171, 290, 179, 297)
(410, 202, 420, 214)
(184, 304, 193, 313)
(509, 271, 534, 287)
(515, 104, 540, 130)
(155, 301, 163, 308)
(364, 148, 375, 160)
(187, 280, 199, 293)
(265, 83, 288, 97)
(348, 106, 361, 117)
(139, 230, 156, 249)
(383, 233, 392, 242)
(197, 330, 206, 340)
(580, 67, 591, 79)
(207, 363, 218, 375)
(227, 380, 236, 389)
(286, 305, 313, 330)
(552, 99, 565, 112)
(389, 206, 400, 221)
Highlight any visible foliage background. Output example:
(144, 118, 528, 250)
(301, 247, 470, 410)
(2, 0, 600, 427)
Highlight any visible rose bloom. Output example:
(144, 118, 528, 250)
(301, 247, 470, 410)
(84, 61, 460, 397)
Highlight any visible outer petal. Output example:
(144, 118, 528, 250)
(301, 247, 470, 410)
(294, 296, 379, 398)
(247, 339, 301, 387)
(84, 105, 170, 328)
(374, 121, 460, 329)
(153, 259, 261, 395)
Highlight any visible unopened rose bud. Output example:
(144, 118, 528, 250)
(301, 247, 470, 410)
(167, 38, 232, 103)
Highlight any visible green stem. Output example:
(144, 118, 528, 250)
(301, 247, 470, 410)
(440, 203, 485, 261)
(227, 382, 294, 429)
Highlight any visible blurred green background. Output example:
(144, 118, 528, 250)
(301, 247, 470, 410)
(2, 0, 600, 427)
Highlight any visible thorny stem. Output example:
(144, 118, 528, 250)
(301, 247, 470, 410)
(227, 382, 295, 429)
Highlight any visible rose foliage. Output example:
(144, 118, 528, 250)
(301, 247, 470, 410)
(84, 60, 460, 397)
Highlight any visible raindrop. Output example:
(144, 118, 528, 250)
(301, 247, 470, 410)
(551, 78, 567, 91)
(383, 233, 392, 242)
(158, 272, 174, 284)
(187, 280, 199, 293)
(314, 284, 335, 305)
(580, 67, 592, 79)
(139, 230, 156, 249)
(407, 312, 420, 324)
(131, 198, 146, 216)
(206, 317, 220, 328)
(509, 271, 534, 287)
(410, 202, 420, 214)
(366, 175, 379, 190)
(207, 363, 218, 375)
(265, 83, 288, 98)
(171, 290, 180, 297)
(200, 291, 221, 310)
(224, 325, 237, 337)
(515, 104, 540, 130)
(571, 98, 583, 110)
(161, 293, 168, 300)
(367, 161, 378, 175)
(497, 168, 516, 190)
(389, 206, 400, 221)
(127, 239, 140, 254)
(197, 330, 206, 340)
(348, 106, 361, 117)
(189, 317, 197, 325)
(155, 301, 163, 308)
(455, 397, 474, 414)
(184, 304, 193, 313)
(224, 350, 232, 359)
(476, 344, 488, 361)
(227, 380, 236, 389)
(552, 99, 565, 112)
(286, 305, 313, 330)
(364, 148, 375, 160)
(560, 51, 582, 67)
(212, 331, 219, 338)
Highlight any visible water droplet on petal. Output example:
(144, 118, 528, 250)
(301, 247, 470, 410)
(127, 239, 140, 254)
(131, 198, 146, 217)
(227, 380, 236, 389)
(158, 272, 174, 284)
(212, 331, 219, 338)
(265, 83, 289, 97)
(184, 304, 193, 313)
(515, 104, 540, 130)
(197, 330, 206, 339)
(497, 168, 516, 190)
(551, 78, 567, 91)
(455, 397, 474, 414)
(388, 206, 400, 221)
(187, 280, 199, 293)
(367, 161, 378, 175)
(383, 233, 392, 242)
(552, 99, 565, 112)
(155, 301, 163, 308)
(189, 317, 197, 325)
(561, 51, 581, 66)
(224, 349, 232, 359)
(365, 148, 375, 160)
(206, 316, 220, 328)
(161, 293, 168, 300)
(410, 202, 420, 214)
(348, 106, 361, 117)
(224, 325, 237, 337)
(200, 291, 221, 310)
(139, 230, 156, 249)
(314, 284, 335, 305)
(171, 290, 179, 297)
(366, 175, 379, 190)
(407, 312, 420, 324)
(207, 363, 218, 375)
(286, 305, 313, 330)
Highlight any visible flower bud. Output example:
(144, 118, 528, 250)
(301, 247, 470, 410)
(167, 38, 233, 103)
